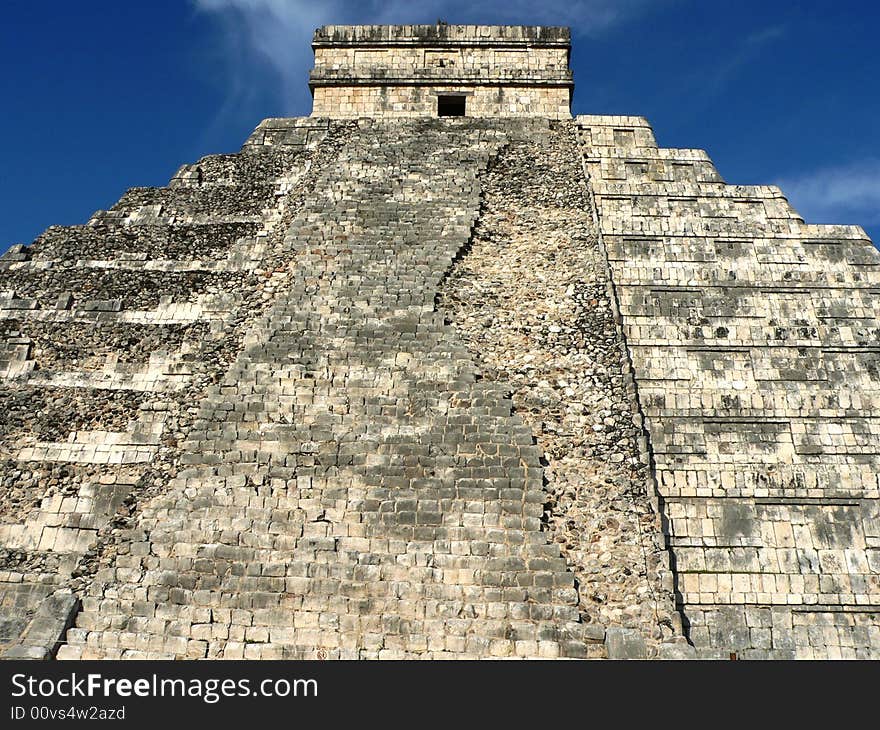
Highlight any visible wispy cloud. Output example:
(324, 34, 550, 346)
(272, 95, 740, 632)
(702, 23, 788, 97)
(777, 159, 880, 227)
(744, 24, 787, 47)
(192, 0, 662, 116)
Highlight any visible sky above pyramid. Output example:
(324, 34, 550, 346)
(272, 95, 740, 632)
(1, 0, 878, 251)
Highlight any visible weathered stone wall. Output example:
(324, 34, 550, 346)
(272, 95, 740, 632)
(313, 45, 567, 74)
(309, 24, 572, 119)
(311, 85, 570, 119)
(314, 24, 571, 44)
(577, 114, 880, 658)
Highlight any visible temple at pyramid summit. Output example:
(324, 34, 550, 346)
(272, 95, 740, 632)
(1, 24, 878, 660)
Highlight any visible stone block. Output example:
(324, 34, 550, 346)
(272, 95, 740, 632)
(605, 627, 648, 660)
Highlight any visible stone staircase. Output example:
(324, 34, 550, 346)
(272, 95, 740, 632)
(57, 119, 612, 659)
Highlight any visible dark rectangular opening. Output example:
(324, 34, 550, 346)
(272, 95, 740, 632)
(438, 94, 466, 117)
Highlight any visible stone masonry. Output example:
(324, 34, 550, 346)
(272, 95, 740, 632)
(578, 115, 880, 657)
(310, 24, 572, 119)
(0, 25, 877, 659)
(0, 117, 342, 657)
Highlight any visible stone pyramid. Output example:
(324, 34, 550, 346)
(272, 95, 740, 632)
(1, 24, 877, 660)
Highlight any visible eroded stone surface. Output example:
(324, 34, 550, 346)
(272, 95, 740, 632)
(437, 122, 679, 652)
(42, 119, 613, 660)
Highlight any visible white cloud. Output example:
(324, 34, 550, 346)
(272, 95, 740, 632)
(192, 0, 661, 115)
(777, 160, 880, 227)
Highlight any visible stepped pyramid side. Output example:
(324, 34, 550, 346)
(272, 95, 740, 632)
(0, 117, 341, 657)
(578, 115, 880, 657)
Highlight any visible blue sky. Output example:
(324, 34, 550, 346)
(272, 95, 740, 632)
(1, 0, 878, 253)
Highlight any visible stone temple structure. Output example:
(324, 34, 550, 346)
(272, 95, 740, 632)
(1, 24, 878, 660)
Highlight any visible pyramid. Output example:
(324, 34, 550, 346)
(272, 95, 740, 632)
(1, 24, 877, 660)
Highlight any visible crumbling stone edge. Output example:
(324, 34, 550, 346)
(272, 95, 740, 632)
(573, 126, 696, 660)
(2, 591, 80, 660)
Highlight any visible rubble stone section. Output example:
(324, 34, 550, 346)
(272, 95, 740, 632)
(437, 122, 682, 655)
(0, 116, 341, 657)
(310, 25, 572, 119)
(577, 114, 880, 658)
